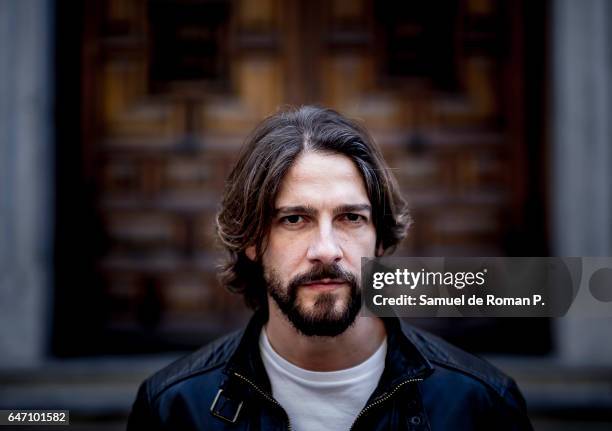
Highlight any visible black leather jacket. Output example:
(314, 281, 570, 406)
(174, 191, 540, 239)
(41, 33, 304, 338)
(127, 311, 533, 430)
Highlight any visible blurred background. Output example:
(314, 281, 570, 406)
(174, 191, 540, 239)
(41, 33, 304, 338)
(1, 0, 611, 429)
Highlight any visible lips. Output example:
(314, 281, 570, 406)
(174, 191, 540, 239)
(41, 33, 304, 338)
(301, 278, 346, 289)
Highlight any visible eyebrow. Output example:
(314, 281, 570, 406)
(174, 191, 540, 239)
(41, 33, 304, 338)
(274, 204, 372, 217)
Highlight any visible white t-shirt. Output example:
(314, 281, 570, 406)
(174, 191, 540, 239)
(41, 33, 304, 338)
(259, 329, 387, 431)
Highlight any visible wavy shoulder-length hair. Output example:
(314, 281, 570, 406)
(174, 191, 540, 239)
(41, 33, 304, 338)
(215, 105, 411, 309)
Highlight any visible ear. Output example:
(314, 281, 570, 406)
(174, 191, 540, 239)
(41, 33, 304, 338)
(245, 245, 257, 261)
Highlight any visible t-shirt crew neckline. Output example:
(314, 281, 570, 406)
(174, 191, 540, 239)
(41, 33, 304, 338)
(259, 327, 387, 383)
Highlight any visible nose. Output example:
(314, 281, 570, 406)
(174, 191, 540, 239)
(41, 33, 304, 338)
(306, 221, 343, 264)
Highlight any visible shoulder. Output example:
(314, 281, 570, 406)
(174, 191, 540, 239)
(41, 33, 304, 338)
(400, 321, 527, 410)
(127, 329, 246, 429)
(401, 323, 533, 428)
(140, 328, 243, 403)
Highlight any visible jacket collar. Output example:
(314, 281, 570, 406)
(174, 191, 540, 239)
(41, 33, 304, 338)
(223, 308, 274, 393)
(222, 309, 434, 396)
(378, 316, 434, 391)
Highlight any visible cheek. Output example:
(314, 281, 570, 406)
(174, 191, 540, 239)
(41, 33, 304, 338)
(340, 228, 377, 256)
(268, 228, 309, 256)
(263, 235, 305, 274)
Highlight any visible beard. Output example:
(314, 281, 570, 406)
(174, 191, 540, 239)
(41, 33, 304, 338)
(265, 262, 362, 337)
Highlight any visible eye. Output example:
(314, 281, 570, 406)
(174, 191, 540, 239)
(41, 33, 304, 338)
(342, 213, 367, 223)
(281, 215, 304, 225)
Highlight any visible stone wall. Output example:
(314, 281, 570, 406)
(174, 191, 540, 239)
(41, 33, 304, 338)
(0, 0, 53, 367)
(551, 0, 612, 366)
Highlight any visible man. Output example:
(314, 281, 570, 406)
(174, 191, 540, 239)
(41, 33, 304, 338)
(127, 106, 533, 430)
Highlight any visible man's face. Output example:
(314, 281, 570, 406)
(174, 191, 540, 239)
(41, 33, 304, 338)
(253, 151, 377, 336)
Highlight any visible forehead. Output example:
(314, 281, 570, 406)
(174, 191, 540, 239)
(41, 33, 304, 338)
(275, 151, 370, 207)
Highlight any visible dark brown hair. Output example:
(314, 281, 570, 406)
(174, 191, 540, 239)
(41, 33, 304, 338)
(215, 105, 410, 309)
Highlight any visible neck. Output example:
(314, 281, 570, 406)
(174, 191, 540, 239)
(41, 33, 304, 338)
(264, 299, 387, 371)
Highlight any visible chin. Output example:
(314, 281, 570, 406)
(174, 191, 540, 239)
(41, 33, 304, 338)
(289, 294, 359, 337)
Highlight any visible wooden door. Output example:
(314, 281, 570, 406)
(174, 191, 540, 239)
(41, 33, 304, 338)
(54, 0, 550, 355)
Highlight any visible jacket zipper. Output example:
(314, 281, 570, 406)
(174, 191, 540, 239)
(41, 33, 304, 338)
(349, 377, 424, 431)
(233, 372, 293, 431)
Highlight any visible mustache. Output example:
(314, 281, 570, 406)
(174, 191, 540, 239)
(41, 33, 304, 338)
(288, 263, 357, 291)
